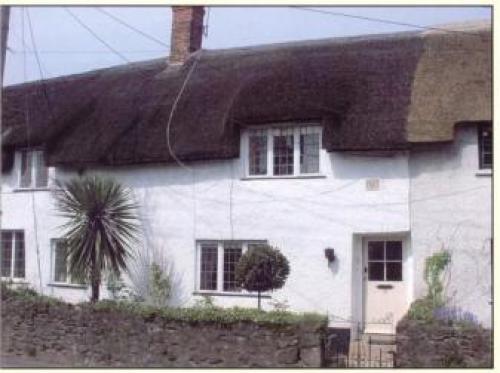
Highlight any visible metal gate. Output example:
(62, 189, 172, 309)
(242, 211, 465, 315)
(324, 324, 396, 368)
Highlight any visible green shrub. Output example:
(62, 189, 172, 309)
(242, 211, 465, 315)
(424, 250, 450, 308)
(235, 244, 290, 309)
(407, 297, 435, 322)
(407, 250, 451, 323)
(106, 271, 126, 300)
(149, 262, 172, 307)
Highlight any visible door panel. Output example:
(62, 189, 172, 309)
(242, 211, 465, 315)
(363, 239, 406, 334)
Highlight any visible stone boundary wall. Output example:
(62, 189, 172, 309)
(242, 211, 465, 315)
(1, 297, 325, 368)
(395, 318, 492, 368)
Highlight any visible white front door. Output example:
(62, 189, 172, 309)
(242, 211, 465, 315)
(362, 239, 407, 334)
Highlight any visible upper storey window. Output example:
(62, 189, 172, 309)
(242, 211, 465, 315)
(246, 125, 322, 178)
(478, 124, 492, 170)
(18, 149, 48, 189)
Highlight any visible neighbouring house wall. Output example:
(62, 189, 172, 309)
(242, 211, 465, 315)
(1, 146, 410, 332)
(1, 296, 326, 367)
(409, 125, 492, 327)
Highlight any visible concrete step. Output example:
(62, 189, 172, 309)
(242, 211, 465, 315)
(360, 333, 396, 345)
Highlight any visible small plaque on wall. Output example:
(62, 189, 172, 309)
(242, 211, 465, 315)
(366, 178, 380, 191)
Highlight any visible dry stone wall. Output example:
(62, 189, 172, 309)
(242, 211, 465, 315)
(1, 297, 325, 368)
(396, 318, 492, 368)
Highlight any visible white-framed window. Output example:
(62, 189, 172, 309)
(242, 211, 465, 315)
(1, 231, 25, 280)
(244, 124, 322, 178)
(51, 239, 85, 285)
(18, 149, 49, 189)
(478, 123, 492, 170)
(196, 240, 267, 293)
(367, 240, 403, 282)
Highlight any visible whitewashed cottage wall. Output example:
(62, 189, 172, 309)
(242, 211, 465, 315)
(409, 125, 492, 327)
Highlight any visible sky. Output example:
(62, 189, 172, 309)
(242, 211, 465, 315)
(5, 6, 492, 86)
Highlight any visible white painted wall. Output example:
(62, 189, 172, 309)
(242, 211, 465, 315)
(409, 125, 492, 327)
(1, 143, 410, 333)
(2, 126, 491, 329)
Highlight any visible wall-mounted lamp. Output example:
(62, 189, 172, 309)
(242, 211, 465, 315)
(324, 248, 335, 263)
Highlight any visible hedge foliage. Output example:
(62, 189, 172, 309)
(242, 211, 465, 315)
(91, 300, 327, 328)
(1, 282, 327, 329)
(1, 282, 63, 306)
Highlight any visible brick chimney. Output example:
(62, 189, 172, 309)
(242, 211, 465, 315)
(169, 6, 205, 65)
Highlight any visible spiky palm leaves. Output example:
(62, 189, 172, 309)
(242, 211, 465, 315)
(53, 176, 139, 302)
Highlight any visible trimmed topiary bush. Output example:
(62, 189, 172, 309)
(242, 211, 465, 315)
(235, 244, 290, 310)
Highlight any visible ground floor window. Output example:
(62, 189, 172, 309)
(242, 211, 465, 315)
(52, 239, 85, 285)
(1, 230, 25, 279)
(197, 240, 266, 293)
(478, 123, 492, 169)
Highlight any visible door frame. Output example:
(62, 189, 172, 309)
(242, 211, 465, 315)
(361, 233, 410, 333)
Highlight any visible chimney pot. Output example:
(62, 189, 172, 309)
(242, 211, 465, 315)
(170, 6, 205, 65)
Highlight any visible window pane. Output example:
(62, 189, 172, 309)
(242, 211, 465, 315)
(479, 125, 492, 169)
(247, 243, 265, 253)
(20, 151, 32, 188)
(54, 241, 68, 283)
(35, 151, 49, 188)
(200, 244, 218, 291)
(368, 241, 384, 261)
(273, 132, 294, 175)
(300, 132, 319, 174)
(249, 132, 267, 175)
(14, 232, 25, 278)
(386, 241, 402, 260)
(1, 232, 13, 277)
(386, 262, 402, 281)
(223, 243, 242, 291)
(368, 262, 384, 281)
(70, 269, 86, 285)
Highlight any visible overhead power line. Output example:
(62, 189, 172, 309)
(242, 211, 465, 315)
(64, 7, 130, 63)
(10, 49, 168, 54)
(289, 6, 488, 37)
(95, 8, 170, 48)
(21, 7, 43, 294)
(25, 10, 52, 92)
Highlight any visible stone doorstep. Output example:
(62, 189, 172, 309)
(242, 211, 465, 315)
(360, 333, 397, 345)
(347, 334, 396, 367)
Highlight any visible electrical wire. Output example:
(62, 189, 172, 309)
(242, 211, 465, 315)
(94, 7, 170, 48)
(10, 49, 168, 54)
(64, 7, 130, 63)
(163, 52, 203, 255)
(289, 6, 489, 37)
(21, 7, 43, 294)
(165, 52, 201, 171)
(26, 9, 55, 123)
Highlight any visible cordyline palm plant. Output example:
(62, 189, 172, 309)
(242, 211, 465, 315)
(53, 176, 139, 302)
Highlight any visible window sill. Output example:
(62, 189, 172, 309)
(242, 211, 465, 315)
(47, 282, 88, 289)
(475, 169, 492, 177)
(14, 187, 51, 192)
(193, 291, 271, 298)
(1, 278, 29, 285)
(241, 174, 326, 181)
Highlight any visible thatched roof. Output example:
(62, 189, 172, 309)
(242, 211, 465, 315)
(2, 22, 491, 172)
